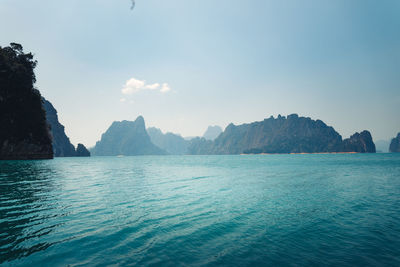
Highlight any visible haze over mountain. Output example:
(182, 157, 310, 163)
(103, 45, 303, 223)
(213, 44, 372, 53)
(375, 140, 390, 153)
(203, 126, 223, 141)
(92, 116, 166, 156)
(147, 127, 188, 155)
(188, 114, 375, 155)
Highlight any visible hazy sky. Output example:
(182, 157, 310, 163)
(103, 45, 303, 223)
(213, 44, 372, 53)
(1, 0, 399, 147)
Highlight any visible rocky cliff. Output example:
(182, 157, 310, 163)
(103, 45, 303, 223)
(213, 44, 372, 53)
(188, 114, 376, 154)
(342, 131, 376, 153)
(147, 127, 189, 155)
(43, 99, 76, 157)
(76, 144, 91, 157)
(389, 133, 400, 152)
(92, 116, 166, 156)
(0, 43, 53, 160)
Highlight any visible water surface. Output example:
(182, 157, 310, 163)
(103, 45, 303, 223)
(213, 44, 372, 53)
(1, 154, 400, 266)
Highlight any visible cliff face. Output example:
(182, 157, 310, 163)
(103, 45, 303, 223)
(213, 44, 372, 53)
(203, 126, 223, 140)
(389, 133, 400, 152)
(342, 131, 376, 153)
(0, 43, 53, 160)
(188, 114, 376, 154)
(43, 99, 76, 157)
(147, 127, 189, 155)
(92, 116, 166, 156)
(76, 144, 90, 157)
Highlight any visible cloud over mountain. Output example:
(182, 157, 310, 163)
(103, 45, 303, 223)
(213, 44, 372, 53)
(122, 77, 171, 95)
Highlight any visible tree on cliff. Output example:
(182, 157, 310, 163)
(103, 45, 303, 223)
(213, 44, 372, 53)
(0, 43, 53, 159)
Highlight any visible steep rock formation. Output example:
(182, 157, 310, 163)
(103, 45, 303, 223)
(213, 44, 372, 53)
(188, 114, 376, 154)
(389, 133, 400, 152)
(76, 144, 90, 157)
(147, 127, 189, 155)
(0, 43, 53, 160)
(92, 116, 166, 156)
(203, 126, 223, 140)
(342, 131, 376, 153)
(43, 99, 76, 157)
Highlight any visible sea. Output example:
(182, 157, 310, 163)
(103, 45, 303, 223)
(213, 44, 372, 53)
(1, 154, 399, 266)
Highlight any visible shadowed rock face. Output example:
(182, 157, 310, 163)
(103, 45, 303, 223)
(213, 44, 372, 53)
(389, 133, 400, 153)
(0, 43, 53, 160)
(76, 144, 90, 157)
(43, 99, 76, 157)
(188, 114, 376, 154)
(92, 116, 166, 156)
(342, 131, 376, 153)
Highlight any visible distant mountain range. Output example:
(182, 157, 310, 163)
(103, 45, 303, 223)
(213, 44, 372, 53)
(91, 114, 376, 156)
(0, 42, 386, 160)
(147, 127, 188, 155)
(188, 114, 375, 154)
(146, 125, 223, 155)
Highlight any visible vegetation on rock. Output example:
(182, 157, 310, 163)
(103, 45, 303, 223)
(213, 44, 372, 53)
(0, 43, 53, 159)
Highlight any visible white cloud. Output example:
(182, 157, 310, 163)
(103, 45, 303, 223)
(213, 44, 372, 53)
(145, 83, 160, 90)
(160, 83, 171, 93)
(121, 77, 171, 95)
(122, 78, 145, 95)
(120, 98, 126, 102)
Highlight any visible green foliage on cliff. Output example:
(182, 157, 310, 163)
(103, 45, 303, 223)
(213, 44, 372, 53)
(0, 43, 53, 159)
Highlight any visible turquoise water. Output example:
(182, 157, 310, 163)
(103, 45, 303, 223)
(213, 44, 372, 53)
(1, 154, 400, 266)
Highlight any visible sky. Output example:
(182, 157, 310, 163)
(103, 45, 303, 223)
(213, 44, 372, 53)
(1, 0, 399, 147)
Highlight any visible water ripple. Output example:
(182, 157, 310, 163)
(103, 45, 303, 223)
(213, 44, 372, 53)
(0, 154, 400, 266)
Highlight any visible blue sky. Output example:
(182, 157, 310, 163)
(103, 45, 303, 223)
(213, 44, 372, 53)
(1, 0, 399, 147)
